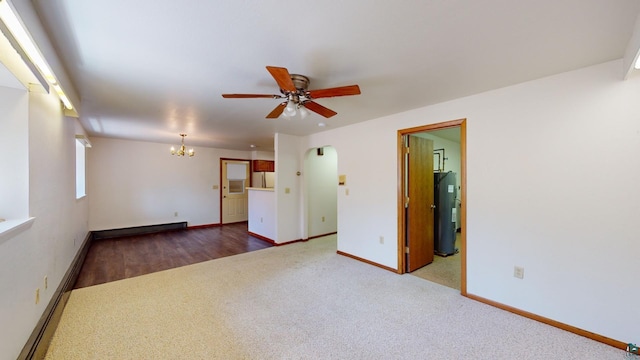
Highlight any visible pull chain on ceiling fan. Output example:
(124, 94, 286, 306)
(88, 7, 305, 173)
(222, 66, 361, 119)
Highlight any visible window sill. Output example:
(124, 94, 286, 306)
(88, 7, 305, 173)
(0, 217, 36, 245)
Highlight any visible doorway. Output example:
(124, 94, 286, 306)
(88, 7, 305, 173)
(221, 159, 251, 224)
(397, 119, 466, 295)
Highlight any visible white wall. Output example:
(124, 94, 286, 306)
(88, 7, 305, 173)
(87, 137, 250, 230)
(0, 85, 28, 221)
(251, 150, 275, 160)
(305, 146, 338, 238)
(304, 60, 640, 343)
(0, 89, 89, 360)
(247, 189, 276, 240)
(304, 119, 398, 267)
(418, 133, 460, 176)
(275, 133, 303, 243)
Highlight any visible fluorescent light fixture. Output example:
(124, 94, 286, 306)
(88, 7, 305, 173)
(75, 134, 92, 148)
(52, 82, 73, 109)
(635, 55, 640, 70)
(0, 0, 74, 110)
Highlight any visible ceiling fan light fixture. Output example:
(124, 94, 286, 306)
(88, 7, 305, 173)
(298, 105, 310, 119)
(283, 101, 297, 117)
(222, 66, 361, 119)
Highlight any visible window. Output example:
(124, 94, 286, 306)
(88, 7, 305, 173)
(228, 180, 245, 194)
(226, 163, 247, 194)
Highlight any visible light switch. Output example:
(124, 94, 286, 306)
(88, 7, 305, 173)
(285, 187, 290, 194)
(212, 185, 219, 189)
(338, 175, 346, 185)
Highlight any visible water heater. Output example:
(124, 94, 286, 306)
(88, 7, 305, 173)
(434, 172, 457, 256)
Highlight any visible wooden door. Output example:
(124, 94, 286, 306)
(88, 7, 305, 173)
(406, 135, 434, 272)
(221, 160, 250, 224)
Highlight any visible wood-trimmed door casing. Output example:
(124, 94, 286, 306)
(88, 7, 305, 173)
(397, 119, 467, 295)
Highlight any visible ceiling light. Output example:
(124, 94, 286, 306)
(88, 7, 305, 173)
(299, 106, 310, 119)
(170, 133, 194, 157)
(278, 92, 316, 120)
(0, 0, 74, 110)
(283, 100, 297, 117)
(280, 101, 313, 120)
(318, 122, 326, 127)
(635, 55, 640, 70)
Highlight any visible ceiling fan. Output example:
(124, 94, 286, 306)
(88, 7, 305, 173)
(222, 66, 361, 119)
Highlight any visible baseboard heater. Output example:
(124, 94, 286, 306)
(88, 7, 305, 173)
(92, 221, 187, 240)
(18, 221, 187, 359)
(18, 232, 92, 360)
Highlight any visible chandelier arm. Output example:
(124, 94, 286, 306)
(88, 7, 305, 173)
(171, 133, 195, 157)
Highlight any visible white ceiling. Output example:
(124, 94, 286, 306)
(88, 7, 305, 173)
(30, 0, 640, 151)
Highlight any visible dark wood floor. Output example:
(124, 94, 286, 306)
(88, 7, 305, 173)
(74, 222, 273, 289)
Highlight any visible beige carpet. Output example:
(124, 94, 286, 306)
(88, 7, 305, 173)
(45, 235, 626, 359)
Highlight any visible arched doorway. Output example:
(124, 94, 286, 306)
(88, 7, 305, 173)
(303, 146, 338, 240)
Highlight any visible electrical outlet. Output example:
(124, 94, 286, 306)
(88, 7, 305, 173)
(260, 217, 263, 223)
(212, 185, 219, 189)
(514, 266, 524, 279)
(345, 188, 349, 196)
(379, 236, 384, 244)
(174, 211, 178, 217)
(321, 216, 325, 222)
(35, 289, 40, 304)
(285, 187, 290, 194)
(44, 276, 48, 290)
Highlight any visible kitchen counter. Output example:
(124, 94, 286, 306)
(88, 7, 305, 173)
(247, 187, 275, 242)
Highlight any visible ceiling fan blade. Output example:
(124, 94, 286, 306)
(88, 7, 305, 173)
(307, 85, 361, 99)
(222, 94, 279, 98)
(303, 101, 338, 118)
(266, 102, 286, 118)
(266, 66, 296, 92)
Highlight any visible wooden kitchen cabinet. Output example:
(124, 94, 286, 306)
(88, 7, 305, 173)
(252, 160, 274, 172)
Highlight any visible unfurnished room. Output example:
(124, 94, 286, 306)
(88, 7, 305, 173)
(1, 1, 640, 359)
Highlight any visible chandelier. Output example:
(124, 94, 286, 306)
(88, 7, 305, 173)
(170, 133, 195, 157)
